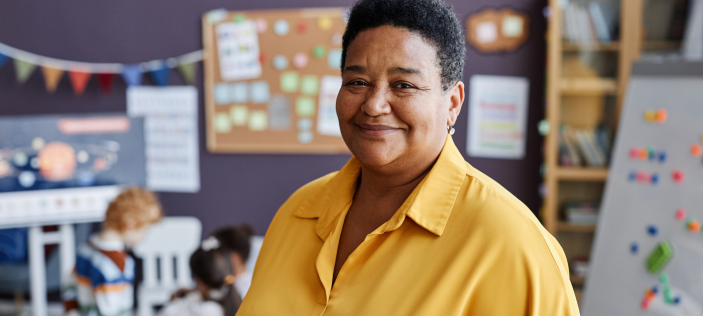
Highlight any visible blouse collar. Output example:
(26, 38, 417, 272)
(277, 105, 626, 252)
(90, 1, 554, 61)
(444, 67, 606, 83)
(294, 135, 467, 240)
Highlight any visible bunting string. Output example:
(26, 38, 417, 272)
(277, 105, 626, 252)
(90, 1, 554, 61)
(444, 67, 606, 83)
(0, 41, 203, 94)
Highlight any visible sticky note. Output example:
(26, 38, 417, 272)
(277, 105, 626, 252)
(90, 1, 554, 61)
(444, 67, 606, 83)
(274, 19, 289, 36)
(301, 75, 320, 95)
(298, 118, 313, 131)
(293, 53, 308, 68)
(646, 241, 673, 274)
(328, 49, 342, 69)
(231, 82, 248, 103)
(230, 105, 248, 126)
(233, 13, 247, 23)
(298, 131, 313, 143)
(268, 95, 291, 130)
(273, 55, 288, 70)
(255, 18, 267, 33)
(214, 113, 231, 133)
(318, 17, 333, 30)
(214, 83, 230, 104)
(249, 110, 268, 131)
(331, 33, 343, 46)
(502, 16, 523, 37)
(313, 45, 326, 59)
(250, 81, 270, 103)
(281, 72, 299, 92)
(296, 97, 316, 117)
(206, 9, 227, 24)
(476, 21, 498, 44)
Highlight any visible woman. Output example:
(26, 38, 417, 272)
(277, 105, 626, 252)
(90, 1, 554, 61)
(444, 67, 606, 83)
(211, 224, 255, 298)
(237, 0, 579, 315)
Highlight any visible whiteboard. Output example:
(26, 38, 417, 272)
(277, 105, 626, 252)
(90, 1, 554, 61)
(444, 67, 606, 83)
(583, 62, 703, 316)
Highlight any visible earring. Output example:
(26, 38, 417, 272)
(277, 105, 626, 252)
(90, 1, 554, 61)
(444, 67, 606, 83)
(447, 125, 455, 136)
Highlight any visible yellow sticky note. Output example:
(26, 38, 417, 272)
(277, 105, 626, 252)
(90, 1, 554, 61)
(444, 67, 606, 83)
(318, 17, 333, 30)
(230, 105, 248, 126)
(249, 110, 268, 131)
(214, 113, 231, 133)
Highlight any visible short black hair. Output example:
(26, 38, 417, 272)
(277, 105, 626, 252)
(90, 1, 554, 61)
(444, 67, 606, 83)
(211, 223, 255, 261)
(341, 0, 466, 90)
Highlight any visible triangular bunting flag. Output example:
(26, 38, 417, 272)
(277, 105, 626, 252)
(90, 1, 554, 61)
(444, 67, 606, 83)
(14, 59, 36, 84)
(177, 62, 197, 84)
(97, 73, 115, 95)
(149, 61, 170, 87)
(0, 53, 9, 69)
(121, 64, 142, 86)
(41, 64, 64, 93)
(68, 68, 91, 95)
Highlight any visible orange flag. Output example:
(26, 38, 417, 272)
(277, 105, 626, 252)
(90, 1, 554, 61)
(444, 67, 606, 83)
(68, 67, 91, 95)
(41, 64, 64, 93)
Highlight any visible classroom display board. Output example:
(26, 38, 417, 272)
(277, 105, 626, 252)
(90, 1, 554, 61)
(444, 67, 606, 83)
(0, 114, 146, 229)
(583, 62, 703, 315)
(202, 8, 350, 154)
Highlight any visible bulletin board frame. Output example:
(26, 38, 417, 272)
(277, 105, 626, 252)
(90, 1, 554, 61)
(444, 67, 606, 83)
(202, 8, 351, 154)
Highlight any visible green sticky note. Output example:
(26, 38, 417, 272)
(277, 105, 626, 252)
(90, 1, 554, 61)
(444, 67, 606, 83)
(230, 105, 248, 126)
(214, 113, 231, 133)
(313, 45, 326, 59)
(646, 241, 673, 274)
(501, 16, 523, 37)
(233, 13, 247, 23)
(281, 72, 299, 92)
(301, 75, 320, 95)
(249, 110, 268, 131)
(296, 97, 316, 117)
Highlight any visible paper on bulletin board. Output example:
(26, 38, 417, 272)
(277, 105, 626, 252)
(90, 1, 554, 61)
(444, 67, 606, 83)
(467, 75, 529, 159)
(127, 86, 201, 193)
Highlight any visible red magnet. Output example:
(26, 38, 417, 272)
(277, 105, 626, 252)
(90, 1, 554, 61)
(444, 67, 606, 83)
(672, 169, 685, 184)
(298, 21, 308, 32)
(259, 53, 266, 63)
(630, 148, 639, 159)
(676, 208, 686, 221)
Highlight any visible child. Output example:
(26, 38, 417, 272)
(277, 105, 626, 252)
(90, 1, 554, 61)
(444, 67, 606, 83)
(63, 187, 163, 316)
(158, 236, 242, 316)
(211, 224, 255, 298)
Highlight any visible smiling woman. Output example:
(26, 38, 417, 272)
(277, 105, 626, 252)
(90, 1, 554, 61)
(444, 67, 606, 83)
(236, 0, 580, 315)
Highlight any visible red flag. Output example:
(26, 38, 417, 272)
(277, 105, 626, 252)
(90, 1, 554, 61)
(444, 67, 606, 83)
(69, 69, 91, 95)
(97, 73, 115, 95)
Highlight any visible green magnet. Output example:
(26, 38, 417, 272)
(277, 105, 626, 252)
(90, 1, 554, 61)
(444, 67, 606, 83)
(647, 241, 673, 274)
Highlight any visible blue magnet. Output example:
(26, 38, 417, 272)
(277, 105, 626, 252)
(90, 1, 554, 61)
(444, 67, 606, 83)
(629, 171, 637, 182)
(631, 242, 639, 254)
(651, 173, 659, 185)
(647, 225, 658, 236)
(659, 152, 667, 163)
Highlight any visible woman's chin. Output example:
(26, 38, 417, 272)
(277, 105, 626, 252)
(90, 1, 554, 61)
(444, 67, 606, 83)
(351, 144, 401, 169)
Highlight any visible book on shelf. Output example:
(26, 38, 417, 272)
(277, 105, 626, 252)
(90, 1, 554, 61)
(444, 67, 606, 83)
(558, 125, 612, 168)
(561, 1, 618, 44)
(564, 200, 600, 225)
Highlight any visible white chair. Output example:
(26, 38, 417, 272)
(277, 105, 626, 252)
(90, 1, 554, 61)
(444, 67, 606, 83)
(132, 217, 202, 316)
(245, 235, 264, 273)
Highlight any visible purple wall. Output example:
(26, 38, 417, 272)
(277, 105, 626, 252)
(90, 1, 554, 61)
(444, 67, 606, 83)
(0, 0, 546, 237)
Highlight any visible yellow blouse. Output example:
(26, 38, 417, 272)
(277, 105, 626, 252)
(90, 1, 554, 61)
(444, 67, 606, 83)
(237, 137, 579, 316)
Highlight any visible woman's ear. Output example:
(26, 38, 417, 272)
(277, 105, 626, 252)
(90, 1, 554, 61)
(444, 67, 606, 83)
(446, 81, 464, 126)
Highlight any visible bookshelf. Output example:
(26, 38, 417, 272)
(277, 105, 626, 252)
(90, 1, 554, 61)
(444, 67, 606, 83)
(544, 0, 645, 305)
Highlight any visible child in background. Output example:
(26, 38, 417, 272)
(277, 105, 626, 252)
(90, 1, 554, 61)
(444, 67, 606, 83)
(63, 187, 163, 316)
(211, 224, 255, 298)
(158, 236, 242, 316)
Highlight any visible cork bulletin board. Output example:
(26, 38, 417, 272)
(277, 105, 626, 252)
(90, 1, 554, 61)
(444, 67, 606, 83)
(202, 8, 350, 154)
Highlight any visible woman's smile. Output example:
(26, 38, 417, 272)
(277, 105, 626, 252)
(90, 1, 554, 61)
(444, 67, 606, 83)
(355, 123, 402, 136)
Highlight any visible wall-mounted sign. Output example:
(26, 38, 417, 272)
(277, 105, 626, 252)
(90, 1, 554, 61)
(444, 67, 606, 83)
(466, 8, 530, 53)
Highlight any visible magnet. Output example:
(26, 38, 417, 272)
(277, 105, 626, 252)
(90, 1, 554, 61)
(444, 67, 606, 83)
(675, 208, 686, 221)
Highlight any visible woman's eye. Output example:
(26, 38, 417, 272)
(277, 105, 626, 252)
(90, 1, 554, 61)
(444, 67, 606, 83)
(395, 83, 414, 89)
(347, 80, 367, 86)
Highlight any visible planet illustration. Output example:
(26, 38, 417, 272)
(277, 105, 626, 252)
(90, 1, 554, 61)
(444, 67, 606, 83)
(38, 142, 77, 181)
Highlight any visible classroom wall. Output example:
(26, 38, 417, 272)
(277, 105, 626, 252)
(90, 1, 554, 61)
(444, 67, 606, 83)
(0, 0, 547, 237)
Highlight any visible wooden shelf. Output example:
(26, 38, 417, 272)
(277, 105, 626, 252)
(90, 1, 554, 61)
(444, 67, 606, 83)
(563, 41, 620, 51)
(558, 221, 596, 233)
(574, 289, 583, 304)
(555, 167, 609, 181)
(560, 78, 618, 95)
(643, 41, 682, 51)
(571, 276, 585, 285)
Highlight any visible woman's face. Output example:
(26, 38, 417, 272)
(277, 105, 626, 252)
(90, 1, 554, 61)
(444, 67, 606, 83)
(337, 25, 463, 169)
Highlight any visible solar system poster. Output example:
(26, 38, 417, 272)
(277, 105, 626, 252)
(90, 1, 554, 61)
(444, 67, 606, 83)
(0, 114, 146, 193)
